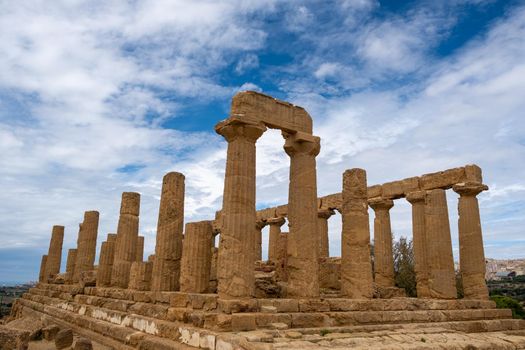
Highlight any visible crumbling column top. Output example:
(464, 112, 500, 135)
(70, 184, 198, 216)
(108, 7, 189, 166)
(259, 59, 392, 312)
(267, 216, 286, 226)
(406, 190, 426, 204)
(215, 116, 266, 142)
(368, 197, 394, 210)
(453, 182, 488, 196)
(318, 208, 335, 219)
(283, 131, 321, 157)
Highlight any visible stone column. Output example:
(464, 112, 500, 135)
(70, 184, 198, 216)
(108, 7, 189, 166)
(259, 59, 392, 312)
(129, 261, 153, 291)
(425, 189, 456, 299)
(151, 172, 185, 292)
(406, 191, 431, 298)
(341, 169, 374, 298)
(45, 225, 64, 283)
(180, 221, 214, 293)
(284, 131, 321, 298)
(267, 217, 286, 262)
(276, 232, 288, 281)
(136, 235, 144, 262)
(317, 209, 334, 259)
(255, 221, 265, 261)
(369, 198, 395, 288)
(97, 235, 116, 287)
(453, 182, 489, 300)
(38, 255, 48, 283)
(111, 192, 140, 288)
(73, 211, 99, 283)
(216, 117, 266, 298)
(64, 249, 77, 284)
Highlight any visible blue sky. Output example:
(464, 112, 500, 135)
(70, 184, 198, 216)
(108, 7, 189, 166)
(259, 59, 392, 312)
(1, 0, 525, 283)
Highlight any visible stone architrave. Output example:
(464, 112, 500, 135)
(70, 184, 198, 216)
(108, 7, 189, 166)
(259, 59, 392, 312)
(317, 209, 334, 258)
(283, 131, 321, 298)
(73, 211, 99, 283)
(216, 117, 266, 298)
(425, 189, 456, 299)
(341, 169, 374, 298)
(255, 221, 266, 261)
(267, 217, 286, 262)
(180, 221, 214, 293)
(135, 235, 144, 262)
(97, 235, 116, 287)
(151, 172, 185, 292)
(45, 225, 65, 283)
(369, 198, 395, 287)
(406, 191, 431, 298)
(39, 255, 48, 283)
(111, 192, 140, 288)
(64, 249, 77, 284)
(453, 182, 489, 299)
(129, 261, 153, 291)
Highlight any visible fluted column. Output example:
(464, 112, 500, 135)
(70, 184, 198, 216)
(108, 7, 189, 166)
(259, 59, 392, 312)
(453, 182, 489, 300)
(39, 255, 48, 283)
(45, 225, 64, 283)
(151, 172, 185, 291)
(267, 217, 286, 261)
(111, 192, 140, 288)
(129, 261, 153, 291)
(341, 169, 374, 298)
(255, 221, 266, 261)
(369, 198, 395, 287)
(317, 209, 334, 258)
(136, 235, 144, 262)
(276, 232, 288, 281)
(180, 221, 214, 293)
(64, 249, 77, 284)
(216, 117, 266, 298)
(406, 191, 431, 298)
(73, 211, 99, 283)
(425, 189, 456, 299)
(284, 131, 321, 298)
(97, 234, 116, 287)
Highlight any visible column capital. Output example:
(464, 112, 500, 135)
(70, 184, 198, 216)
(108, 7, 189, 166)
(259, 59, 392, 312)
(283, 131, 320, 157)
(406, 190, 426, 204)
(453, 182, 488, 197)
(256, 220, 267, 230)
(267, 216, 286, 226)
(368, 197, 394, 211)
(215, 116, 266, 143)
(318, 208, 335, 219)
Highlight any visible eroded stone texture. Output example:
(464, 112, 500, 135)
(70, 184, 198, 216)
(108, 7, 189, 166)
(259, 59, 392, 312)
(129, 261, 153, 291)
(341, 169, 373, 298)
(45, 225, 64, 283)
(151, 172, 185, 292)
(255, 221, 266, 261)
(369, 198, 395, 288)
(284, 131, 321, 298)
(73, 211, 99, 283)
(209, 247, 218, 293)
(64, 249, 77, 284)
(406, 191, 431, 298)
(97, 235, 116, 287)
(38, 255, 48, 283)
(317, 209, 334, 258)
(136, 235, 144, 262)
(180, 221, 213, 293)
(111, 192, 140, 288)
(276, 232, 289, 281)
(454, 182, 489, 300)
(267, 217, 286, 262)
(425, 189, 456, 299)
(216, 117, 266, 298)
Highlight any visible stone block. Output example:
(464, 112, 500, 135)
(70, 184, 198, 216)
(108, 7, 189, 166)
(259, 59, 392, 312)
(367, 185, 382, 199)
(74, 338, 93, 350)
(464, 164, 483, 183)
(0, 325, 29, 350)
(42, 325, 60, 340)
(321, 193, 342, 210)
(255, 313, 291, 328)
(421, 167, 465, 190)
(55, 328, 73, 349)
(231, 314, 256, 331)
(290, 313, 328, 328)
(274, 299, 299, 313)
(190, 294, 218, 311)
(218, 299, 258, 314)
(166, 308, 189, 322)
(381, 180, 404, 199)
(401, 176, 421, 193)
(170, 293, 190, 308)
(298, 299, 330, 312)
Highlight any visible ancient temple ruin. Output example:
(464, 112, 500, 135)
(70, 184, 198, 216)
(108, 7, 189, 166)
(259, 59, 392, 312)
(10, 91, 525, 349)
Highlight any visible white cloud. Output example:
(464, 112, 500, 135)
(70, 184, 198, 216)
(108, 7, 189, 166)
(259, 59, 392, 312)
(235, 54, 259, 74)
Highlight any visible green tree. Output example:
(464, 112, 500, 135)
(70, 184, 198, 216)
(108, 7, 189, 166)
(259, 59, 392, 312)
(393, 237, 417, 297)
(491, 295, 525, 319)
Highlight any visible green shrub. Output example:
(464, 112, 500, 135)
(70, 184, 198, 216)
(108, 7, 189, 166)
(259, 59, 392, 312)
(491, 295, 525, 319)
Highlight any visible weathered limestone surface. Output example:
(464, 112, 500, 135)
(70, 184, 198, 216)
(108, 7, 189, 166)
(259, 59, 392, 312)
(209, 247, 218, 293)
(276, 232, 289, 281)
(180, 221, 213, 293)
(73, 211, 99, 283)
(129, 261, 153, 291)
(216, 117, 266, 298)
(38, 255, 48, 283)
(45, 225, 64, 283)
(111, 192, 140, 288)
(151, 172, 185, 292)
(97, 235, 116, 287)
(135, 235, 144, 262)
(267, 217, 286, 262)
(425, 189, 457, 299)
(317, 209, 334, 258)
(454, 182, 489, 300)
(406, 191, 431, 298)
(369, 198, 395, 288)
(341, 169, 373, 298)
(64, 249, 77, 284)
(255, 221, 265, 261)
(284, 131, 321, 298)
